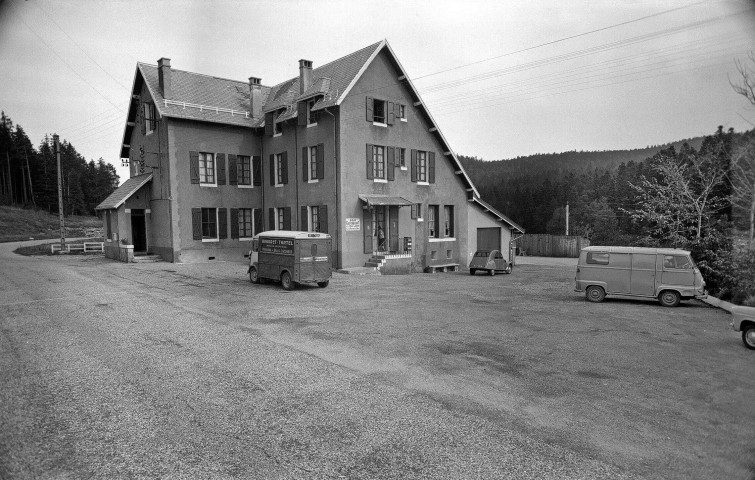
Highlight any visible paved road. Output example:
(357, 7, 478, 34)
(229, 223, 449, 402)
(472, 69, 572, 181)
(0, 243, 751, 479)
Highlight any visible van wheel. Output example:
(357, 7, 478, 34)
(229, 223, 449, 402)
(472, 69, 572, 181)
(489, 269, 495, 276)
(586, 286, 605, 303)
(742, 325, 755, 350)
(469, 269, 476, 275)
(658, 290, 680, 307)
(317, 280, 329, 288)
(281, 271, 294, 291)
(249, 266, 259, 284)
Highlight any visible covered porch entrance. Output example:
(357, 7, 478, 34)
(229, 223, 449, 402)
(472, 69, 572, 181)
(359, 194, 414, 274)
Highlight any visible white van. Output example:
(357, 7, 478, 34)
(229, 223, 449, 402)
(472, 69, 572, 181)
(575, 246, 706, 307)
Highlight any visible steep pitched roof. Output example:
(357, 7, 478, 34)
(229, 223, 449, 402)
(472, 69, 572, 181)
(472, 197, 525, 233)
(95, 173, 152, 210)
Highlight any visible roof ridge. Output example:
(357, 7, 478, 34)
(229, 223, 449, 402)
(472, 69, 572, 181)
(138, 62, 266, 88)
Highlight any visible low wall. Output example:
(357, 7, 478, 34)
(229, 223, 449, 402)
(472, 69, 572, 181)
(104, 243, 134, 263)
(381, 257, 414, 275)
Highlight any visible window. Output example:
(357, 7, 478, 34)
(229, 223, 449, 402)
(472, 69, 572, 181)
(664, 255, 693, 269)
(310, 206, 320, 232)
(307, 99, 319, 125)
(586, 252, 609, 265)
(239, 208, 253, 238)
(143, 103, 156, 134)
(199, 152, 215, 185)
(238, 155, 252, 186)
(277, 208, 285, 230)
(272, 152, 287, 186)
(201, 208, 217, 240)
(273, 119, 282, 136)
(398, 148, 406, 169)
(398, 104, 406, 121)
(373, 99, 386, 123)
(373, 145, 385, 179)
(411, 150, 435, 184)
(444, 205, 454, 237)
(417, 151, 427, 182)
(411, 202, 423, 220)
(428, 205, 439, 238)
(309, 146, 318, 181)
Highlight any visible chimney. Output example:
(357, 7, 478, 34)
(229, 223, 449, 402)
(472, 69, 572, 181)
(158, 57, 172, 99)
(249, 77, 262, 118)
(299, 59, 312, 95)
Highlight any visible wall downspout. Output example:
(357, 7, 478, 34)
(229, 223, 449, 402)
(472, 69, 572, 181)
(259, 129, 264, 231)
(324, 107, 340, 269)
(294, 119, 300, 231)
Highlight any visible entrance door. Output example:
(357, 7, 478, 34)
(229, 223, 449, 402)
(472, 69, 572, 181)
(388, 206, 399, 253)
(375, 207, 386, 252)
(477, 227, 501, 251)
(363, 208, 373, 254)
(130, 209, 147, 253)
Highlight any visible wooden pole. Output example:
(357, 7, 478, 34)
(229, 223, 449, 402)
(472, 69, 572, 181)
(54, 135, 65, 251)
(24, 148, 35, 207)
(565, 202, 570, 236)
(6, 150, 13, 205)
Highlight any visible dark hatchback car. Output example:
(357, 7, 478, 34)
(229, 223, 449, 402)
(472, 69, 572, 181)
(469, 249, 513, 276)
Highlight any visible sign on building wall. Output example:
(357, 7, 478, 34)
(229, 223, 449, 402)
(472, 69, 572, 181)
(345, 218, 361, 231)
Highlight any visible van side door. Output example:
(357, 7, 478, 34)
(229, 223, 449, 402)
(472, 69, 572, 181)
(630, 253, 656, 297)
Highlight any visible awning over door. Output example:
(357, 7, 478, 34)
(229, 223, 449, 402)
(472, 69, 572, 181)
(358, 194, 413, 207)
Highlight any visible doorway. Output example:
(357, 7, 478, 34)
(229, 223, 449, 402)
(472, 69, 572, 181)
(130, 209, 147, 253)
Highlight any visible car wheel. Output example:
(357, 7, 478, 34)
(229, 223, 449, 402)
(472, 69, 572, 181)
(281, 271, 294, 291)
(249, 266, 259, 284)
(658, 290, 680, 307)
(469, 268, 476, 275)
(317, 280, 329, 288)
(489, 269, 495, 276)
(742, 325, 755, 350)
(585, 285, 605, 303)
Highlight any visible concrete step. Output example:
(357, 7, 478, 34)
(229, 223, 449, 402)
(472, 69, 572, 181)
(364, 261, 379, 268)
(337, 266, 380, 275)
(133, 255, 163, 263)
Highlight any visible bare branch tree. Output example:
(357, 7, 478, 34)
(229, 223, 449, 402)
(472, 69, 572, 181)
(730, 51, 755, 107)
(731, 134, 755, 248)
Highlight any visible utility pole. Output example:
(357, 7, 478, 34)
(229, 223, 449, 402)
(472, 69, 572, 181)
(54, 135, 65, 251)
(24, 147, 35, 207)
(565, 202, 570, 236)
(6, 150, 13, 204)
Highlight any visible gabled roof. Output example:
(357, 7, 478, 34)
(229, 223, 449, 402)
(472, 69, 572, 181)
(471, 197, 525, 234)
(95, 173, 152, 210)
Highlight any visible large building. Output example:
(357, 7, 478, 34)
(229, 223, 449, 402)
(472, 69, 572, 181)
(96, 40, 523, 271)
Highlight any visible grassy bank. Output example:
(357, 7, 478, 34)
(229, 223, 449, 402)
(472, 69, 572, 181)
(0, 206, 102, 243)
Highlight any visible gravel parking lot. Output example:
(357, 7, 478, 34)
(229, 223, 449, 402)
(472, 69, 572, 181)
(1, 246, 753, 479)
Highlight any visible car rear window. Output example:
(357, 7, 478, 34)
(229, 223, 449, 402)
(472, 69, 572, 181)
(475, 251, 488, 257)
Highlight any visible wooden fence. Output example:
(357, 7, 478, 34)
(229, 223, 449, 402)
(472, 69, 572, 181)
(50, 242, 104, 254)
(514, 235, 589, 258)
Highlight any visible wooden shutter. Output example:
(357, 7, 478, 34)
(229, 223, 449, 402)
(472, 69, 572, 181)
(429, 152, 436, 184)
(366, 97, 373, 122)
(319, 205, 328, 233)
(254, 209, 262, 235)
(302, 146, 308, 182)
(316, 143, 324, 179)
(230, 208, 239, 239)
(216, 153, 226, 185)
(269, 154, 275, 186)
(218, 208, 227, 239)
(281, 151, 288, 184)
(265, 112, 274, 136)
(301, 206, 308, 231)
(366, 144, 374, 180)
(387, 147, 395, 181)
(269, 208, 275, 230)
(192, 208, 202, 239)
(253, 156, 261, 186)
(411, 203, 417, 219)
(363, 208, 373, 253)
(410, 149, 417, 182)
(190, 151, 200, 184)
(228, 154, 238, 186)
(387, 101, 395, 125)
(298, 101, 307, 126)
(140, 103, 146, 135)
(283, 207, 291, 230)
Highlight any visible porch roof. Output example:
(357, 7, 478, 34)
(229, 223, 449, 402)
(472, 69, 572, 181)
(358, 194, 413, 207)
(95, 174, 153, 210)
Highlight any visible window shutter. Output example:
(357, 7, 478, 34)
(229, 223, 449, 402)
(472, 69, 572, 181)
(316, 143, 324, 179)
(396, 103, 401, 120)
(192, 208, 202, 239)
(230, 208, 239, 239)
(140, 104, 146, 135)
(411, 203, 417, 219)
(281, 151, 288, 184)
(410, 149, 417, 182)
(283, 207, 291, 230)
(253, 156, 261, 186)
(228, 154, 238, 186)
(298, 101, 307, 126)
(363, 208, 373, 253)
(366, 97, 373, 122)
(301, 206, 308, 231)
(387, 101, 395, 125)
(429, 152, 436, 184)
(254, 209, 262, 235)
(366, 144, 374, 180)
(216, 153, 226, 185)
(269, 208, 275, 230)
(218, 208, 227, 239)
(387, 147, 395, 181)
(417, 202, 422, 219)
(190, 151, 200, 184)
(319, 205, 328, 233)
(302, 146, 308, 182)
(265, 112, 274, 136)
(269, 154, 275, 186)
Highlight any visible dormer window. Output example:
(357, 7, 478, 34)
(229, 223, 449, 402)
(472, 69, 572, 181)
(273, 118, 283, 136)
(307, 98, 319, 125)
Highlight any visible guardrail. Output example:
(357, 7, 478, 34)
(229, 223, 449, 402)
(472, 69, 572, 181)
(50, 242, 105, 254)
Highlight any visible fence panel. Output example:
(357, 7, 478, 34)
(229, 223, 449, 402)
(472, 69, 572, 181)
(516, 234, 589, 257)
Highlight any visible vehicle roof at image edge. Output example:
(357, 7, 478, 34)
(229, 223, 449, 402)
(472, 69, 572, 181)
(581, 246, 691, 255)
(255, 231, 332, 240)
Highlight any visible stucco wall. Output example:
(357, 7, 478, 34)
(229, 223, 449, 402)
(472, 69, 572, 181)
(466, 203, 515, 267)
(338, 48, 469, 270)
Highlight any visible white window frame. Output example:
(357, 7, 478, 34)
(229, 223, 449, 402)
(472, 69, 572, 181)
(308, 206, 320, 233)
(274, 153, 284, 187)
(239, 208, 254, 240)
(307, 99, 318, 127)
(444, 205, 455, 239)
(308, 146, 318, 183)
(417, 151, 427, 183)
(398, 104, 406, 122)
(201, 207, 219, 242)
(277, 207, 285, 230)
(372, 98, 387, 125)
(199, 152, 216, 186)
(237, 155, 253, 188)
(143, 102, 155, 135)
(398, 147, 407, 170)
(373, 145, 385, 181)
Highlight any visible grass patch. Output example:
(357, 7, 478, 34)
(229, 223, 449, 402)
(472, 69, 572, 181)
(0, 205, 102, 243)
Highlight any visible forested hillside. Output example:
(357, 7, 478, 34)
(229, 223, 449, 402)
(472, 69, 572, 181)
(0, 111, 119, 216)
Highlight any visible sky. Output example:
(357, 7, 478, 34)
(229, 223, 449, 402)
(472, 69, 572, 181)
(1, 0, 754, 184)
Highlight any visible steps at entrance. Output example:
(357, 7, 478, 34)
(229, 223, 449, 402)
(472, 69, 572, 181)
(133, 254, 163, 263)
